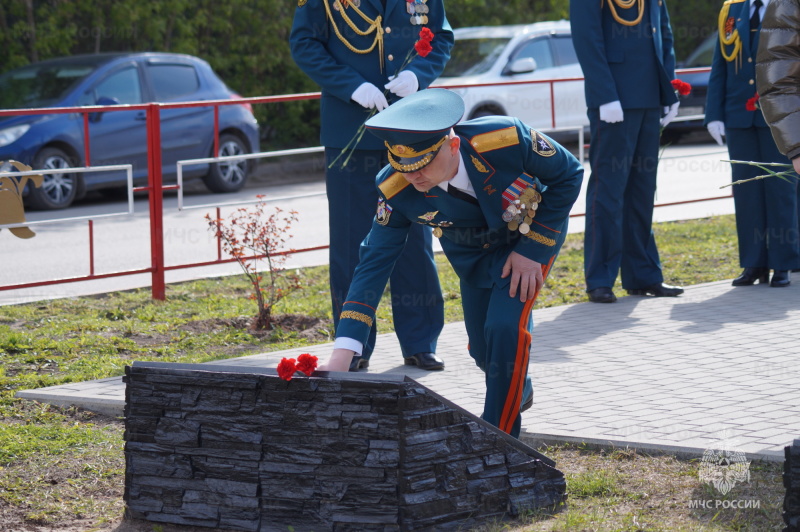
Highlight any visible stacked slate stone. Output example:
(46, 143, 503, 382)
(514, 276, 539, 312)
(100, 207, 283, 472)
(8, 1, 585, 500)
(124, 361, 566, 531)
(785, 439, 800, 532)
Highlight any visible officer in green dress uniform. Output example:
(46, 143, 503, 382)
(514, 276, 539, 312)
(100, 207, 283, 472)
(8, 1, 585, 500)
(570, 0, 685, 303)
(705, 0, 799, 286)
(290, 0, 454, 371)
(318, 89, 583, 438)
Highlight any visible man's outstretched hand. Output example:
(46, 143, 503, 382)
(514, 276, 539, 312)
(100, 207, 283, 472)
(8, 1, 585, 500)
(316, 348, 355, 372)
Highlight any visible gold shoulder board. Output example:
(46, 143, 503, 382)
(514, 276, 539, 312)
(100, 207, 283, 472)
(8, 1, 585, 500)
(470, 127, 520, 153)
(378, 172, 411, 199)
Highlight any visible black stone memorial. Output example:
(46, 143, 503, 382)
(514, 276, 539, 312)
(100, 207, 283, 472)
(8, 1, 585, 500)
(785, 439, 800, 532)
(124, 361, 566, 531)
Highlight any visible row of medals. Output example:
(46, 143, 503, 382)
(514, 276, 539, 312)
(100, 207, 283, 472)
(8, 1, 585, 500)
(430, 187, 542, 239)
(408, 0, 429, 25)
(333, 0, 428, 24)
(503, 187, 542, 235)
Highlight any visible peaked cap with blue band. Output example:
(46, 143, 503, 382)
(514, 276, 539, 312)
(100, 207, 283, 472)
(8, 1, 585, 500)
(365, 89, 465, 172)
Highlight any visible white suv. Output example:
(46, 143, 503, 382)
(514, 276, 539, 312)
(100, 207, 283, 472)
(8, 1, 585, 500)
(435, 21, 588, 139)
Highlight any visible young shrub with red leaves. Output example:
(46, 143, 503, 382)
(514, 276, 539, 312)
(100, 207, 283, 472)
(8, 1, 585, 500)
(206, 196, 301, 330)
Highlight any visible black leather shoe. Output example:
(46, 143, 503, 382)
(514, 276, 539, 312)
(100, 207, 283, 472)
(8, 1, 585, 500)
(587, 287, 617, 303)
(404, 352, 444, 371)
(520, 390, 533, 413)
(627, 283, 684, 297)
(771, 270, 791, 287)
(732, 267, 769, 286)
(349, 357, 369, 372)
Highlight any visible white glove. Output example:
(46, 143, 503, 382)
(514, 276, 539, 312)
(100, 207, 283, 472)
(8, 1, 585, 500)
(384, 70, 419, 98)
(351, 82, 389, 111)
(660, 102, 680, 127)
(599, 100, 624, 123)
(706, 121, 726, 146)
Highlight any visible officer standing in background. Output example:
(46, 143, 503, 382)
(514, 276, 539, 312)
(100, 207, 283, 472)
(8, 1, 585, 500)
(707, 0, 799, 286)
(318, 89, 583, 438)
(570, 0, 685, 303)
(290, 0, 454, 370)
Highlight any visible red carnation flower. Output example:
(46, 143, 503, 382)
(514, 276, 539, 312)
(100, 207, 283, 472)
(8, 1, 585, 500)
(671, 79, 692, 96)
(295, 353, 318, 376)
(415, 39, 433, 58)
(277, 357, 297, 381)
(745, 93, 760, 111)
(419, 27, 434, 43)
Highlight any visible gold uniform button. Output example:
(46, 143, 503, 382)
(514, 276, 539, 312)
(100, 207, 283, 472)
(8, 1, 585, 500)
(385, 27, 391, 33)
(749, 79, 755, 85)
(388, 54, 394, 61)
(748, 57, 753, 63)
(482, 243, 490, 249)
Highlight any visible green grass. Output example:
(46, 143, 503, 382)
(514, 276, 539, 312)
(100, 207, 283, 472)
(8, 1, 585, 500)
(0, 214, 782, 531)
(567, 469, 626, 499)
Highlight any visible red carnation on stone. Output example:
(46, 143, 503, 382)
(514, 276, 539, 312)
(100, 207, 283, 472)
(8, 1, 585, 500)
(745, 93, 760, 111)
(277, 357, 297, 381)
(671, 79, 692, 96)
(295, 353, 318, 376)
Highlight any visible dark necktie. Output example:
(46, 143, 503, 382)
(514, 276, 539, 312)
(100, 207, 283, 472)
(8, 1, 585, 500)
(447, 183, 479, 205)
(750, 0, 763, 32)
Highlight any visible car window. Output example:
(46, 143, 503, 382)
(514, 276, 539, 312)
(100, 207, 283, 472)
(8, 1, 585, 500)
(0, 64, 95, 109)
(512, 37, 554, 70)
(147, 64, 200, 101)
(89, 66, 143, 105)
(441, 37, 511, 77)
(552, 36, 579, 66)
(684, 33, 717, 68)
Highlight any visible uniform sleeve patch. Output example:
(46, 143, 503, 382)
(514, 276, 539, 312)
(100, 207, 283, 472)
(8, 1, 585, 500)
(470, 127, 520, 153)
(378, 172, 411, 199)
(531, 129, 556, 157)
(376, 199, 392, 226)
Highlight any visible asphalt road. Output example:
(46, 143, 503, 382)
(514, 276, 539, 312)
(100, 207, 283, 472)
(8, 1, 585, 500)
(1, 137, 734, 306)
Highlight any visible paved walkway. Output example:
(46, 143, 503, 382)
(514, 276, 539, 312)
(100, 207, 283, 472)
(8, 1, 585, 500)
(17, 278, 800, 462)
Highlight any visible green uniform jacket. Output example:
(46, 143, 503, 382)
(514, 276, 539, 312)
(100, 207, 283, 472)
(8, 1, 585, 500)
(336, 117, 584, 345)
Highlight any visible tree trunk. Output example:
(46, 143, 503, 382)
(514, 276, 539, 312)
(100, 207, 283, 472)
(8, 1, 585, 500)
(252, 307, 272, 331)
(164, 12, 175, 51)
(24, 0, 37, 62)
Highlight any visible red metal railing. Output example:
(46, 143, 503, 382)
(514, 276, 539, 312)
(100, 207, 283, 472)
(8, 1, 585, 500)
(0, 68, 723, 300)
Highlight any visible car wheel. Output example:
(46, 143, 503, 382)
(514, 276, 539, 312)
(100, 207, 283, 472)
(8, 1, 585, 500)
(26, 147, 79, 210)
(202, 133, 250, 193)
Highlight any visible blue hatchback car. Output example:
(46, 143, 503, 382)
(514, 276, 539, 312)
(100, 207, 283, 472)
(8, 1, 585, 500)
(0, 52, 259, 210)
